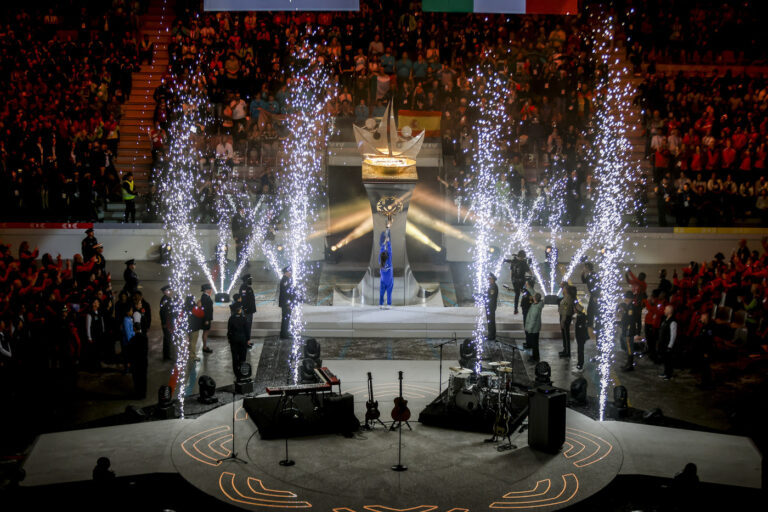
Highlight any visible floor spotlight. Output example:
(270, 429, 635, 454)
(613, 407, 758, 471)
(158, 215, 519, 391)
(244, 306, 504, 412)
(235, 362, 254, 394)
(534, 362, 552, 386)
(158, 385, 173, 408)
(155, 384, 177, 419)
(198, 375, 218, 404)
(570, 377, 587, 405)
(613, 385, 628, 409)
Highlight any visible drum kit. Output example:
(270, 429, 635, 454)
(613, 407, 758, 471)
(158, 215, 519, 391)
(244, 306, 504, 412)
(445, 361, 523, 414)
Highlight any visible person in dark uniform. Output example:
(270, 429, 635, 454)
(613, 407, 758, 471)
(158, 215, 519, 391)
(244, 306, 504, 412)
(126, 311, 148, 399)
(231, 208, 248, 264)
(503, 250, 529, 314)
(122, 259, 139, 295)
(620, 291, 639, 371)
(159, 285, 173, 360)
(558, 284, 575, 358)
(227, 301, 250, 378)
(581, 262, 598, 329)
(657, 304, 678, 380)
(239, 274, 256, 344)
(485, 273, 498, 340)
(574, 301, 589, 371)
(81, 228, 99, 261)
(200, 283, 214, 353)
(279, 266, 295, 339)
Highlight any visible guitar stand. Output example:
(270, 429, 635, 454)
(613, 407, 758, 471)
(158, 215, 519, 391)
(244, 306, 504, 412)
(388, 420, 412, 431)
(363, 416, 388, 431)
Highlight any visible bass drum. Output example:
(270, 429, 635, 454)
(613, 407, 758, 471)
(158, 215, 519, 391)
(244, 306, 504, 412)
(454, 385, 485, 412)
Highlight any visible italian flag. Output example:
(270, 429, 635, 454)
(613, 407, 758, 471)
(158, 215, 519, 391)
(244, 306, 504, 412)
(423, 0, 577, 14)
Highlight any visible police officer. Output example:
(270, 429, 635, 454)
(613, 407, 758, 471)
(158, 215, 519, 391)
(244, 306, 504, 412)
(581, 262, 598, 329)
(620, 291, 639, 371)
(82, 228, 99, 261)
(227, 301, 250, 379)
(239, 274, 256, 344)
(503, 250, 529, 315)
(159, 285, 173, 360)
(200, 283, 214, 354)
(123, 259, 139, 295)
(279, 266, 295, 339)
(486, 273, 499, 341)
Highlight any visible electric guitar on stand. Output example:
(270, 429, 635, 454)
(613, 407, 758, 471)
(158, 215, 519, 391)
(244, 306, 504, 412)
(390, 371, 412, 429)
(364, 372, 386, 430)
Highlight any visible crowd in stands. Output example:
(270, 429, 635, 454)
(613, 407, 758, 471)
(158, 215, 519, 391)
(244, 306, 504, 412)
(151, 0, 597, 225)
(0, 1, 146, 222)
(617, 238, 768, 384)
(0, 232, 151, 400)
(622, 0, 768, 67)
(639, 71, 768, 225)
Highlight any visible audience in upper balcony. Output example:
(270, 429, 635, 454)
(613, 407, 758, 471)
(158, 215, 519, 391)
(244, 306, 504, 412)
(0, 1, 144, 223)
(639, 70, 768, 226)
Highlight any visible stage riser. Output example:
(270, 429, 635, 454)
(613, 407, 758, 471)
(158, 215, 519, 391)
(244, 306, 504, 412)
(209, 327, 561, 338)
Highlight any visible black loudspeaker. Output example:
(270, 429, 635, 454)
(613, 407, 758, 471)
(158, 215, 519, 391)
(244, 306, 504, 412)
(528, 386, 566, 453)
(243, 393, 359, 439)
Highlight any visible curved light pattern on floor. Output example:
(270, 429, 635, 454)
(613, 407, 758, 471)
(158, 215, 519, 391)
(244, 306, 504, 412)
(502, 479, 552, 498)
(565, 428, 614, 467)
(180, 424, 230, 466)
(490, 473, 579, 509)
(218, 471, 311, 508)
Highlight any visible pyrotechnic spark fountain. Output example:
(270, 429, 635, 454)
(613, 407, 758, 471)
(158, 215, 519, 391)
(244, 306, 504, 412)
(225, 196, 280, 294)
(588, 13, 641, 420)
(279, 47, 333, 383)
(467, 63, 510, 368)
(157, 76, 212, 416)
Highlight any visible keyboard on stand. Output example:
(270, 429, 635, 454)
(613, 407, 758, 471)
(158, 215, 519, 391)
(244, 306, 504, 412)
(265, 367, 341, 396)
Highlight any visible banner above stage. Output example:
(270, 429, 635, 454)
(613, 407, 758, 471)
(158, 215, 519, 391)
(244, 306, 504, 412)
(204, 0, 359, 11)
(422, 0, 577, 14)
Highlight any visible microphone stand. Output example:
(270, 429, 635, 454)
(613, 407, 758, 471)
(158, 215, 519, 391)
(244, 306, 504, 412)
(216, 383, 248, 465)
(435, 332, 457, 399)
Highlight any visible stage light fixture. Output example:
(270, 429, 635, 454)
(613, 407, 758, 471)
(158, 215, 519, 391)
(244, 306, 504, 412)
(534, 362, 552, 385)
(235, 361, 254, 394)
(158, 385, 173, 408)
(613, 385, 628, 409)
(303, 338, 321, 362)
(299, 358, 318, 384)
(237, 362, 252, 383)
(570, 377, 587, 405)
(198, 375, 218, 404)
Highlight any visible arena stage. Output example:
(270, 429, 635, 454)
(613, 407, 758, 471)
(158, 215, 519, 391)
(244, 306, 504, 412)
(21, 360, 761, 511)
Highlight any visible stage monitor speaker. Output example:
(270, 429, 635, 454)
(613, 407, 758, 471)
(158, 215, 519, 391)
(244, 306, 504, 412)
(235, 380, 255, 395)
(243, 393, 359, 439)
(528, 386, 566, 453)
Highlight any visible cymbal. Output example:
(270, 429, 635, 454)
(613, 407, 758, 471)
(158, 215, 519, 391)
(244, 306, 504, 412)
(497, 367, 514, 373)
(448, 366, 464, 372)
(479, 371, 496, 377)
(498, 361, 511, 366)
(487, 362, 501, 367)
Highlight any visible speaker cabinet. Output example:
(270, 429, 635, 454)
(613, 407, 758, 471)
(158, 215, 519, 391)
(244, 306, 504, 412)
(528, 386, 566, 453)
(243, 393, 359, 439)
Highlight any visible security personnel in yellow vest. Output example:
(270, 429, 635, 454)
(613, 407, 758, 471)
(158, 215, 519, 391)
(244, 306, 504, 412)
(121, 172, 136, 223)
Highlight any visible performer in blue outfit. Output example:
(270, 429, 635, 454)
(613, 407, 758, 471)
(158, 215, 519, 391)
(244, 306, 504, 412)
(379, 227, 393, 308)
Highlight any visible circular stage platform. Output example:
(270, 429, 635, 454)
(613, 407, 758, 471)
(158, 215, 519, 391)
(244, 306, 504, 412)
(171, 393, 622, 510)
